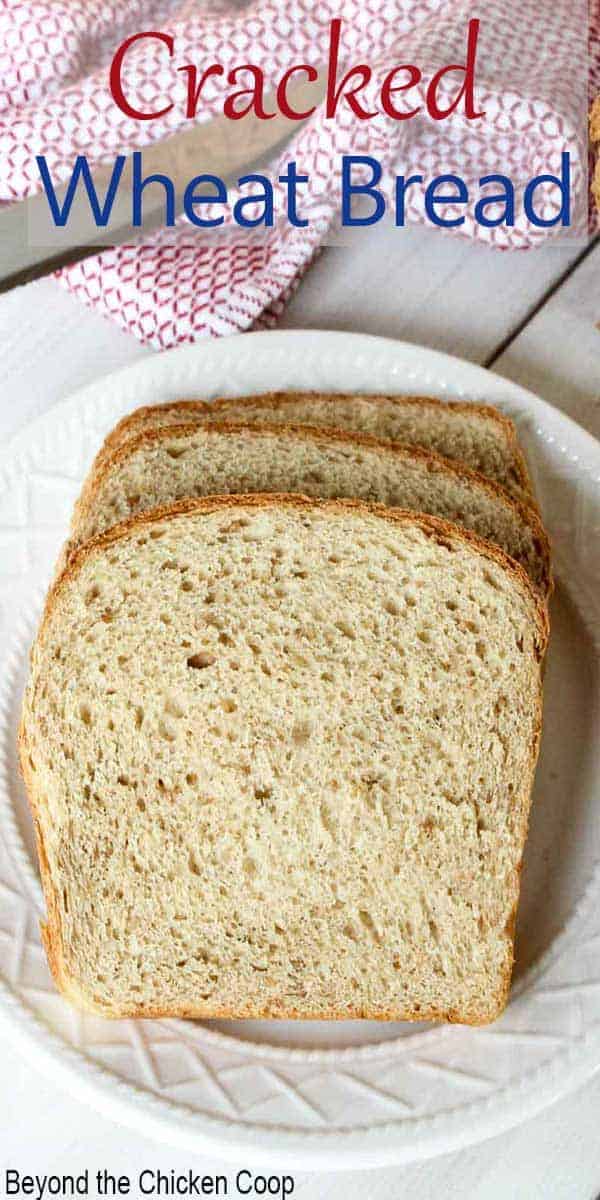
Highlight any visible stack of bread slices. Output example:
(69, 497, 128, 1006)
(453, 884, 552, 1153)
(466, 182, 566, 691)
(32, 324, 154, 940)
(21, 390, 551, 1025)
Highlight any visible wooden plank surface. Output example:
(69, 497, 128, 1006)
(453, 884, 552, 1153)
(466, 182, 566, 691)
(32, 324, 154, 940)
(0, 227, 585, 446)
(281, 225, 584, 365)
(492, 239, 600, 440)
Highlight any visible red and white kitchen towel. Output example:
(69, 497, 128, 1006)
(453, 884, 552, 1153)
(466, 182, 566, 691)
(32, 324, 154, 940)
(0, 0, 595, 348)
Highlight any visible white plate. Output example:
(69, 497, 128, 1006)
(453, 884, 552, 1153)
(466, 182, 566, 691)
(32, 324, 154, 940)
(1, 330, 599, 1171)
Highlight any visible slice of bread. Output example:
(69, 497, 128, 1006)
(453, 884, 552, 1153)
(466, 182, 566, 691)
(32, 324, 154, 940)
(94, 392, 534, 503)
(71, 422, 551, 595)
(21, 494, 547, 1023)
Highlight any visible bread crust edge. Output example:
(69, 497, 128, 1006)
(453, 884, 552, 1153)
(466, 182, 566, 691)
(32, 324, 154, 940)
(71, 418, 551, 596)
(43, 492, 550, 646)
(94, 390, 535, 501)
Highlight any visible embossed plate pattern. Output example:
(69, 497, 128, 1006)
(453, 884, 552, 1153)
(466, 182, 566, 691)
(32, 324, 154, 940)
(0, 331, 599, 1169)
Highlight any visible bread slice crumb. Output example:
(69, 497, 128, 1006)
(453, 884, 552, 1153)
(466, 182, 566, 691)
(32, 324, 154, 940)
(90, 391, 534, 504)
(70, 421, 551, 595)
(21, 494, 547, 1024)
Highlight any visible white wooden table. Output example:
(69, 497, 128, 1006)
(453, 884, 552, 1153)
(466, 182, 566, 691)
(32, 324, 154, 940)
(1, 227, 599, 1199)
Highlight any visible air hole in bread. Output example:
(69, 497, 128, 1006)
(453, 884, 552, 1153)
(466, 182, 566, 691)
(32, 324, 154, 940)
(359, 909, 382, 943)
(319, 803, 335, 836)
(188, 851, 201, 876)
(224, 517, 252, 534)
(427, 917, 440, 943)
(292, 718, 311, 744)
(79, 704, 92, 727)
(254, 785, 272, 801)
(187, 652, 216, 670)
(482, 569, 501, 592)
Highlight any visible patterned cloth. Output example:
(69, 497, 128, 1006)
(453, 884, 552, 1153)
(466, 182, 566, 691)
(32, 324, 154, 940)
(0, 0, 593, 347)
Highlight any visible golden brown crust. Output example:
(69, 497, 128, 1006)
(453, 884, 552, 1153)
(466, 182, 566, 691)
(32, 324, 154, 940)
(72, 418, 551, 595)
(45, 997, 504, 1023)
(591, 98, 600, 214)
(498, 687, 546, 1007)
(24, 493, 548, 1024)
(94, 390, 534, 500)
(591, 96, 600, 143)
(43, 491, 550, 665)
(18, 721, 70, 1002)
